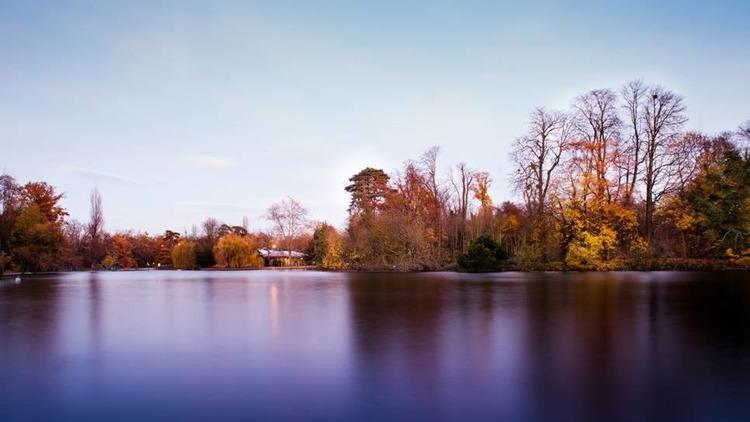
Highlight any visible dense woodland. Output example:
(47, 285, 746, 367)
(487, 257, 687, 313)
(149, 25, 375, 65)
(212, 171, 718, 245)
(2, 80, 750, 274)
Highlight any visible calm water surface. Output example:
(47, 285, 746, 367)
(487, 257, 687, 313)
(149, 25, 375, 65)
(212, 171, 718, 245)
(1, 271, 750, 421)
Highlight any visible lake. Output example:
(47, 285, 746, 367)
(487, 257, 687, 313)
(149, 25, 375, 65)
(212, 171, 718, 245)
(1, 271, 749, 421)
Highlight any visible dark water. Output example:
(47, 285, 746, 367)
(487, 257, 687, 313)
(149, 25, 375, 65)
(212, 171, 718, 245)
(1, 271, 750, 421)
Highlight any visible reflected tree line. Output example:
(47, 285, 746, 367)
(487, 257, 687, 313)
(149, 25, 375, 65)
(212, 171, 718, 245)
(344, 273, 750, 420)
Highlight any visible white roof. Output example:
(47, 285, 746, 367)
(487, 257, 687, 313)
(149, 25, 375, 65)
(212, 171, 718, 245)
(258, 249, 306, 258)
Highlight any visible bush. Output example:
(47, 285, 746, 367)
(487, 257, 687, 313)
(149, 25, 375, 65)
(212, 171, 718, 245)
(102, 255, 117, 270)
(172, 241, 197, 270)
(195, 239, 216, 268)
(565, 228, 617, 270)
(309, 223, 344, 269)
(458, 236, 509, 272)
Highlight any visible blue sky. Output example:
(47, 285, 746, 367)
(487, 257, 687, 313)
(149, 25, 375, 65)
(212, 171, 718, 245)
(1, 0, 749, 233)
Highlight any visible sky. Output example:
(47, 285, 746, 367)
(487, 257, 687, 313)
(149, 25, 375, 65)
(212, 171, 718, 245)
(1, 0, 749, 234)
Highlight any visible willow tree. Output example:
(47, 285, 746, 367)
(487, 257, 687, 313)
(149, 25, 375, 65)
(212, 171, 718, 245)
(172, 240, 197, 269)
(213, 234, 262, 268)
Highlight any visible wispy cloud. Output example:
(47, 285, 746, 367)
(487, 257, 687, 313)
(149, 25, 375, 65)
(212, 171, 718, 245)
(61, 165, 146, 186)
(175, 201, 250, 212)
(178, 155, 238, 170)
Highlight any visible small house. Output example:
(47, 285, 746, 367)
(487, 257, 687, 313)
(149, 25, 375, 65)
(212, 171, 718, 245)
(258, 249, 307, 267)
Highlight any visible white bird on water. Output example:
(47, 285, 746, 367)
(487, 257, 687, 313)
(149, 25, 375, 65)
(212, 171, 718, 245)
(14, 275, 21, 283)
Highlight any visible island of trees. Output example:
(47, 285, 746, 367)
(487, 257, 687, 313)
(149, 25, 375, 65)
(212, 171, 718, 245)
(2, 80, 749, 274)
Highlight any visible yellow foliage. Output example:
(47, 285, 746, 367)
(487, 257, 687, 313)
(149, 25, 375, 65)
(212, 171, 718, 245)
(321, 244, 344, 269)
(172, 241, 197, 269)
(629, 237, 649, 258)
(604, 203, 639, 239)
(566, 228, 618, 270)
(102, 256, 117, 269)
(213, 234, 263, 269)
(657, 195, 697, 231)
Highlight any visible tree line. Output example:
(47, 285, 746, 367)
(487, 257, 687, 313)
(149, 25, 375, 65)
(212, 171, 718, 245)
(0, 182, 313, 274)
(333, 80, 750, 270)
(1, 79, 749, 274)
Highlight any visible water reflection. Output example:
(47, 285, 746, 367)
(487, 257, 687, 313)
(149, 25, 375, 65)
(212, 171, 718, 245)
(1, 271, 749, 421)
(270, 284, 279, 342)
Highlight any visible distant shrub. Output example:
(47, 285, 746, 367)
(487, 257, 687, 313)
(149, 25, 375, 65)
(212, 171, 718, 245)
(102, 255, 117, 270)
(458, 236, 509, 272)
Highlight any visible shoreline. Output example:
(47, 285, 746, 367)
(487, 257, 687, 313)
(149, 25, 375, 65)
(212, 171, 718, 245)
(4, 259, 750, 279)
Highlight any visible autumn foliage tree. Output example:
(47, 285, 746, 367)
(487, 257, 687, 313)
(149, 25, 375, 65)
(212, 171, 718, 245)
(659, 137, 750, 258)
(308, 222, 344, 269)
(107, 233, 137, 268)
(507, 80, 738, 268)
(172, 240, 197, 270)
(213, 233, 262, 268)
(11, 204, 64, 272)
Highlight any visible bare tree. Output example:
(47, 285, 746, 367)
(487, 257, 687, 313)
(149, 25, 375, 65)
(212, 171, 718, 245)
(672, 132, 707, 194)
(620, 80, 647, 202)
(571, 89, 622, 207)
(512, 107, 570, 217)
(450, 162, 475, 223)
(737, 121, 750, 154)
(449, 162, 475, 252)
(419, 146, 449, 252)
(0, 174, 21, 254)
(266, 197, 309, 258)
(420, 147, 448, 215)
(87, 188, 105, 267)
(739, 121, 750, 140)
(641, 86, 687, 244)
(202, 218, 220, 242)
